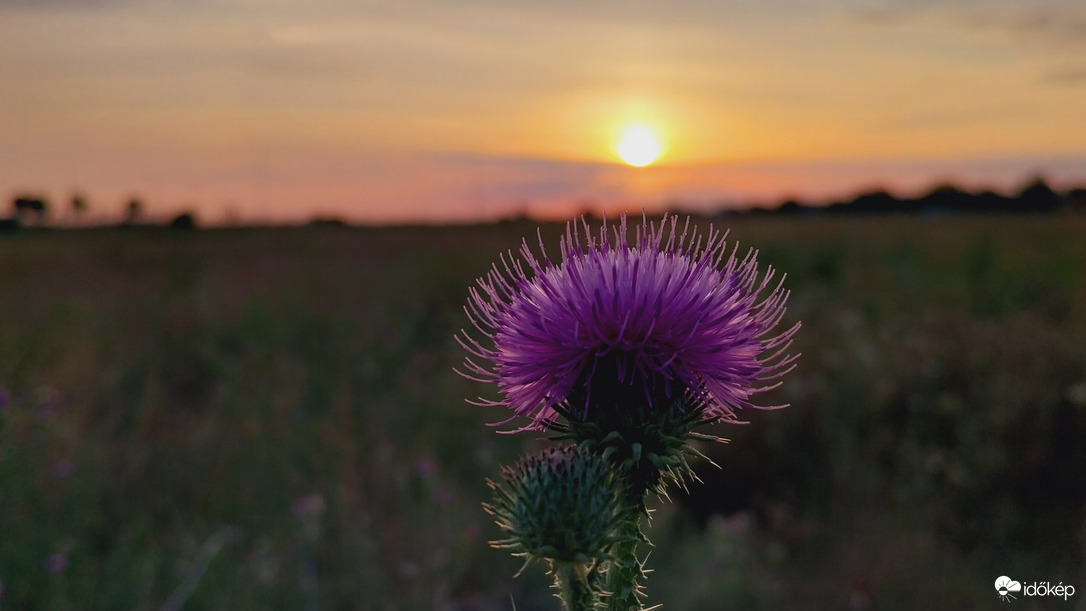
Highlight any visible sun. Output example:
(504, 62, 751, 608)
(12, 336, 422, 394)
(616, 126, 663, 167)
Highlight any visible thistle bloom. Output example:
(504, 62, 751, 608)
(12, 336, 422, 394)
(458, 213, 799, 431)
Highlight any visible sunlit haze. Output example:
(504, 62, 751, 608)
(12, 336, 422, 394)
(2, 0, 1085, 224)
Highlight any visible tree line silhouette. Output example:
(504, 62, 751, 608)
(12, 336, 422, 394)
(1, 194, 196, 232)
(2, 176, 1084, 232)
(751, 176, 1085, 216)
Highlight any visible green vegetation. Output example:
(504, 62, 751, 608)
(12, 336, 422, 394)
(1, 215, 1084, 609)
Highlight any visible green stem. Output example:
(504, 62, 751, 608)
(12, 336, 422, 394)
(604, 477, 651, 611)
(555, 563, 598, 611)
(604, 532, 643, 611)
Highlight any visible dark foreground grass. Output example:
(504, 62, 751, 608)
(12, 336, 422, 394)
(1, 214, 1084, 610)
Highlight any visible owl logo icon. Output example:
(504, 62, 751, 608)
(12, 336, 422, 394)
(995, 576, 1022, 602)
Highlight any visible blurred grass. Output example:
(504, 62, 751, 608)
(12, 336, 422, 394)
(0, 214, 1084, 610)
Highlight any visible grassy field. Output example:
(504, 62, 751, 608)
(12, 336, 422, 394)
(1, 214, 1084, 610)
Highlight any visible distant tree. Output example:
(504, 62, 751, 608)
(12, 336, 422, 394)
(1016, 177, 1060, 212)
(847, 189, 901, 213)
(917, 184, 972, 212)
(169, 212, 197, 230)
(125, 198, 143, 225)
(308, 217, 347, 227)
(71, 194, 88, 225)
(1068, 188, 1086, 213)
(13, 195, 48, 226)
(972, 190, 1008, 212)
(575, 201, 602, 222)
(776, 199, 805, 214)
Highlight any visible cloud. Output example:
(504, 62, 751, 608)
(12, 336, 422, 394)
(0, 0, 260, 10)
(1045, 66, 1086, 84)
(243, 47, 372, 79)
(0, 0, 129, 9)
(850, 1, 1086, 49)
(1005, 8, 1086, 47)
(430, 153, 620, 205)
(881, 106, 1021, 131)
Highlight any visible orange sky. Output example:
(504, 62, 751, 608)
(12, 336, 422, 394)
(2, 0, 1085, 224)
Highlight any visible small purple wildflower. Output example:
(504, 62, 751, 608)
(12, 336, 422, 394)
(291, 493, 326, 519)
(434, 487, 452, 506)
(458, 213, 799, 430)
(51, 459, 75, 480)
(46, 553, 68, 574)
(0, 387, 9, 410)
(415, 459, 436, 479)
(36, 387, 63, 420)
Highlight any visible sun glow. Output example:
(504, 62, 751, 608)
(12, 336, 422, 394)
(616, 126, 664, 167)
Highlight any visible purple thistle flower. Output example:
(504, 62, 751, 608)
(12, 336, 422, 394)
(458, 213, 799, 431)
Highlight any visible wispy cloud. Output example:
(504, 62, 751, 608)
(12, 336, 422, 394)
(852, 0, 1086, 49)
(879, 104, 1028, 131)
(1044, 66, 1086, 85)
(0, 0, 137, 10)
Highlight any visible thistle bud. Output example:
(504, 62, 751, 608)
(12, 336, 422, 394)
(484, 445, 633, 572)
